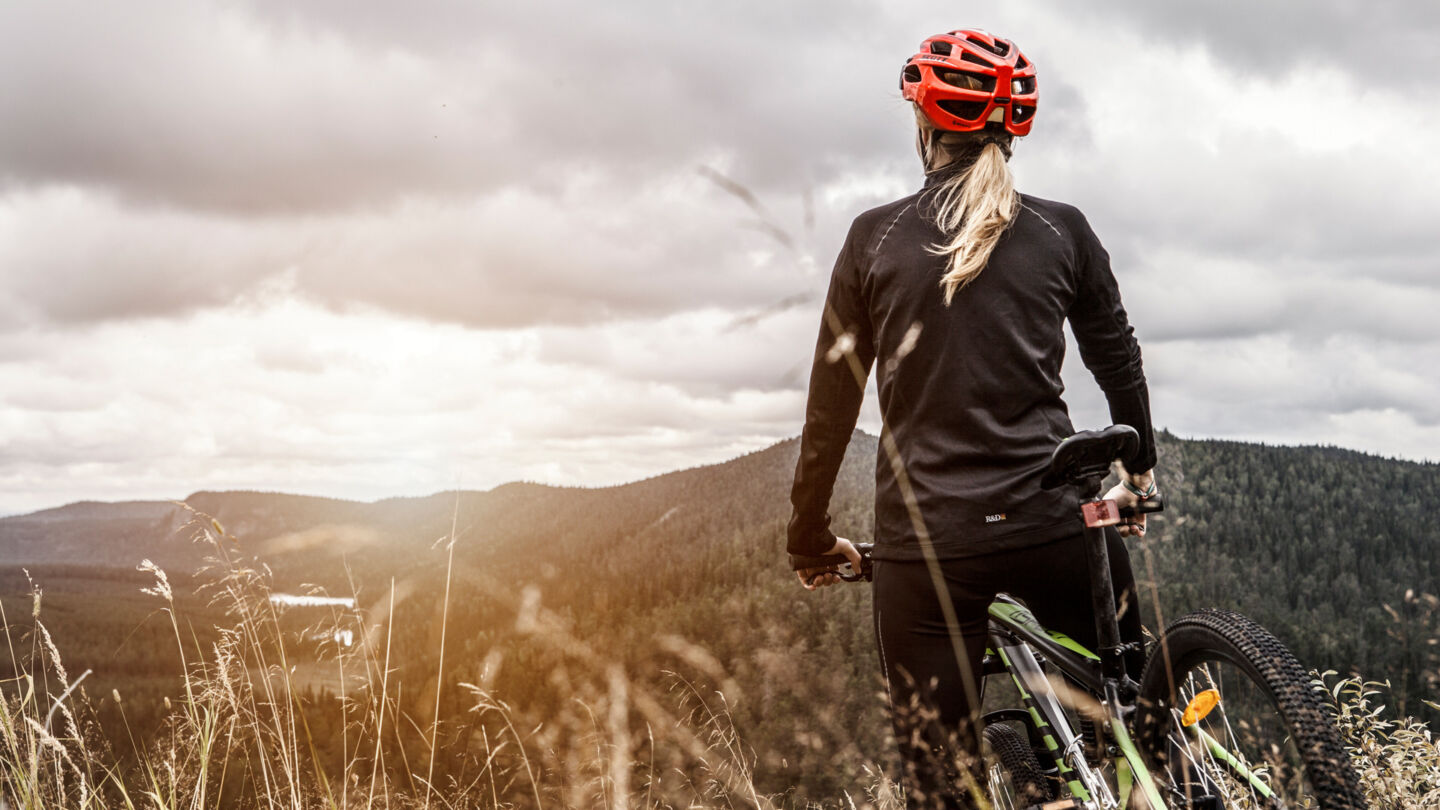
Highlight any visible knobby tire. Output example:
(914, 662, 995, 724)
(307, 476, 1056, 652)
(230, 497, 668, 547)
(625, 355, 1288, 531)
(1135, 608, 1365, 809)
(984, 721, 1054, 805)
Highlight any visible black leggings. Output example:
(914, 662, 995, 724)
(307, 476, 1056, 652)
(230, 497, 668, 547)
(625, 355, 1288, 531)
(871, 528, 1144, 810)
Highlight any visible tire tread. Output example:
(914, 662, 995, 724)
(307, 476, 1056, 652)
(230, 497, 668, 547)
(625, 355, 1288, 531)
(1138, 608, 1366, 810)
(984, 721, 1054, 805)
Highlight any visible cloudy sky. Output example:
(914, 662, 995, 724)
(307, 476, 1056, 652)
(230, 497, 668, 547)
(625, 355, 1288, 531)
(3, 1, 1439, 515)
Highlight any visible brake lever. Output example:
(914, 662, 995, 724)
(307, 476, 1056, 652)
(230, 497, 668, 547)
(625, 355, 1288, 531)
(1117, 493, 1165, 519)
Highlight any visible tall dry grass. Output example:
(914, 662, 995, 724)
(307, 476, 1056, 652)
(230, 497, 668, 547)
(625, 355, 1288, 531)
(1324, 675, 1440, 808)
(1, 508, 872, 809)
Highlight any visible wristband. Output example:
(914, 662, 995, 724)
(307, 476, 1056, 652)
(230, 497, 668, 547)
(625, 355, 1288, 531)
(1121, 478, 1157, 499)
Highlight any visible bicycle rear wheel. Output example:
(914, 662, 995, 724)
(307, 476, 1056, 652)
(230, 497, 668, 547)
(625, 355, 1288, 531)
(1135, 609, 1364, 809)
(983, 721, 1054, 806)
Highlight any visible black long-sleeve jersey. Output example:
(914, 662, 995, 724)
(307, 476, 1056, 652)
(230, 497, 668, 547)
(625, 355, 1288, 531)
(787, 181, 1156, 562)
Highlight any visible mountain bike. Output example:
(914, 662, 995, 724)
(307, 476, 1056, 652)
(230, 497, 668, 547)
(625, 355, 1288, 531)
(794, 425, 1366, 809)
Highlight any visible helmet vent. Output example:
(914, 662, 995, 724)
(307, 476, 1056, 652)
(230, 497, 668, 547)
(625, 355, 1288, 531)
(968, 36, 1009, 57)
(928, 40, 953, 56)
(937, 99, 988, 121)
(1015, 55, 1029, 70)
(1012, 105, 1035, 124)
(1011, 77, 1036, 95)
(902, 64, 922, 85)
(937, 69, 995, 93)
(959, 51, 991, 67)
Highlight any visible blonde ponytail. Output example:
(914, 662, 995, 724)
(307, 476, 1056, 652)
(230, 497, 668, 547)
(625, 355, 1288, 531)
(917, 116, 1020, 305)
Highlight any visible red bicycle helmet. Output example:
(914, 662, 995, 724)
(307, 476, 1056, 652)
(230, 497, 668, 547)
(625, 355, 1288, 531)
(900, 29, 1037, 136)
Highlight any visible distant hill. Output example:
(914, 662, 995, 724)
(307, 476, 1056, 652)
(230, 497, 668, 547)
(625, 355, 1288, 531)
(0, 430, 878, 590)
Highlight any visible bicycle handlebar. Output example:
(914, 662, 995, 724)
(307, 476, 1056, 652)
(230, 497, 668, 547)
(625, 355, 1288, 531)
(792, 496, 1164, 582)
(1125, 496, 1165, 517)
(790, 542, 875, 581)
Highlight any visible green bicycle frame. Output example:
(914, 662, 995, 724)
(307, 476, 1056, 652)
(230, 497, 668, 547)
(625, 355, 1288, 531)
(984, 597, 1278, 807)
(987, 597, 1164, 808)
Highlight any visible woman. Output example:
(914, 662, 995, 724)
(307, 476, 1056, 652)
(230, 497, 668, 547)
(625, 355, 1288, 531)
(786, 29, 1157, 809)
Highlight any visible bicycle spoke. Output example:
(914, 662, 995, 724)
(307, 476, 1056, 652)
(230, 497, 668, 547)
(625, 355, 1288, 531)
(1159, 660, 1330, 809)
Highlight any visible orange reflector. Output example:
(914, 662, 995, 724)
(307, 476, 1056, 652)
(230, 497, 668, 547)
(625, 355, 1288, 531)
(1181, 689, 1221, 726)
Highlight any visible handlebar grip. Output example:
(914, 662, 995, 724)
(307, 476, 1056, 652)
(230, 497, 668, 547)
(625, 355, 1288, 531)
(791, 552, 850, 569)
(789, 542, 875, 581)
(1118, 493, 1164, 518)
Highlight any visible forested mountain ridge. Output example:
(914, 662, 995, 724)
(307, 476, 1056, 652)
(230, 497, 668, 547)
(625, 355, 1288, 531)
(4, 429, 1436, 676)
(1142, 434, 1440, 718)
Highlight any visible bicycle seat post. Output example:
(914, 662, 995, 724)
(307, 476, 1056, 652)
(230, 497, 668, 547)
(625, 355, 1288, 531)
(1040, 426, 1143, 689)
(1080, 490, 1127, 684)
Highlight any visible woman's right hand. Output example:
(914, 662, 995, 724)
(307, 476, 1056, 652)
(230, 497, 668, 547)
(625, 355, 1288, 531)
(796, 537, 864, 590)
(1106, 468, 1156, 538)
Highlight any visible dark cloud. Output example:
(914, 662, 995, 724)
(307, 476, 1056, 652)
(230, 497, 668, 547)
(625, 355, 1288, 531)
(0, 0, 915, 212)
(0, 188, 280, 325)
(0, 180, 828, 330)
(1050, 1, 1440, 83)
(0, 1, 519, 211)
(1125, 258, 1440, 346)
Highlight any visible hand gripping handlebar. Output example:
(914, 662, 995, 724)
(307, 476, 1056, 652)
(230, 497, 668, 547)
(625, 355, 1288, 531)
(789, 542, 874, 582)
(788, 497, 1161, 584)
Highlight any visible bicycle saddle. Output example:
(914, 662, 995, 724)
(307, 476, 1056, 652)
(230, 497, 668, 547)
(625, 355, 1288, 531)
(1040, 425, 1140, 491)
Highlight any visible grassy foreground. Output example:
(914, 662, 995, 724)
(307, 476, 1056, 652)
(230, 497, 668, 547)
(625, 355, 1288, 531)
(1, 513, 1437, 809)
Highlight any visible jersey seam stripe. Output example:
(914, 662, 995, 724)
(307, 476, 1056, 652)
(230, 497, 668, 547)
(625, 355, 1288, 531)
(874, 203, 914, 254)
(1020, 202, 1064, 239)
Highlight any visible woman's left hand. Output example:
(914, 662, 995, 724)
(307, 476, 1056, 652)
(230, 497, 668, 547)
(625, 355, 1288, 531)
(796, 537, 863, 590)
